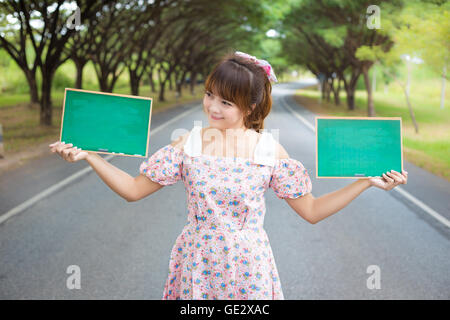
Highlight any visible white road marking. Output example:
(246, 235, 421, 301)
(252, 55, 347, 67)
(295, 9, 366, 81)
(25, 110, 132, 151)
(0, 104, 202, 226)
(278, 96, 315, 132)
(394, 187, 450, 228)
(279, 95, 450, 229)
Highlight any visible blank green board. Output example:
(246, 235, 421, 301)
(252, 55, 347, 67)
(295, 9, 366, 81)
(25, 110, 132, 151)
(60, 88, 152, 158)
(315, 117, 403, 179)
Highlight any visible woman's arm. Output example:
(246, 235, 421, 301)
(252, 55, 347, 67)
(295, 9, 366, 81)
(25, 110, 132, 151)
(50, 141, 164, 202)
(310, 179, 371, 224)
(285, 179, 370, 224)
(86, 131, 191, 201)
(86, 152, 162, 202)
(286, 169, 408, 224)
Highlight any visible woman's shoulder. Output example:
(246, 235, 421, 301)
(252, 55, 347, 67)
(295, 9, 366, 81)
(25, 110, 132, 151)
(261, 131, 289, 160)
(273, 140, 289, 160)
(243, 129, 290, 160)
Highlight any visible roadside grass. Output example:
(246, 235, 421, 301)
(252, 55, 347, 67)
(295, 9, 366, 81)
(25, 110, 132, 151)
(293, 80, 450, 182)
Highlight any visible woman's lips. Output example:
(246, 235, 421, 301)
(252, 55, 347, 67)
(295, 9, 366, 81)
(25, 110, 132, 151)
(211, 114, 223, 120)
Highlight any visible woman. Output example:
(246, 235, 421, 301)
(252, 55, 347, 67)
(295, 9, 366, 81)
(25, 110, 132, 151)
(49, 50, 408, 299)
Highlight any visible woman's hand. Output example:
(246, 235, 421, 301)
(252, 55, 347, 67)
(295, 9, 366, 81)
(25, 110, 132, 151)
(368, 169, 408, 190)
(49, 141, 89, 162)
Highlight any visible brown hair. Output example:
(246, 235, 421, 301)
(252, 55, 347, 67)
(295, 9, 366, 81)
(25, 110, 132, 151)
(204, 50, 273, 133)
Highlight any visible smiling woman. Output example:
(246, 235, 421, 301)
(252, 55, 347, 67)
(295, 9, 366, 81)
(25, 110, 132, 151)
(202, 51, 273, 134)
(47, 49, 409, 302)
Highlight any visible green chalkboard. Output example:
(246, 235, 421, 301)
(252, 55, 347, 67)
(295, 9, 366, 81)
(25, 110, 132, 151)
(315, 116, 403, 179)
(60, 88, 152, 158)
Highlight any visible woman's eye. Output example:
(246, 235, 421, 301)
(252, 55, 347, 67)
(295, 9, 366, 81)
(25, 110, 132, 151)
(205, 91, 231, 106)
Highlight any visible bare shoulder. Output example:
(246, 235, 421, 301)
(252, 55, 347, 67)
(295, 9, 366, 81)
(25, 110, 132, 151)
(170, 131, 190, 150)
(273, 140, 289, 159)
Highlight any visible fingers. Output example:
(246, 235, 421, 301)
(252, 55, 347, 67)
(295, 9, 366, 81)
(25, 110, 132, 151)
(382, 172, 393, 183)
(68, 147, 80, 162)
(385, 170, 408, 184)
(49, 141, 61, 153)
(50, 142, 75, 161)
(49, 141, 88, 162)
(50, 141, 70, 153)
(61, 144, 75, 161)
(402, 169, 408, 176)
(385, 171, 400, 183)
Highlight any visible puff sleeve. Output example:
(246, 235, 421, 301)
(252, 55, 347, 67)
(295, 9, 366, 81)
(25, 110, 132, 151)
(269, 158, 312, 199)
(139, 144, 183, 186)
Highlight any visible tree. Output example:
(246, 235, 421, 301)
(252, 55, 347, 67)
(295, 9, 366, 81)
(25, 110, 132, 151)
(0, 0, 104, 125)
(87, 1, 132, 93)
(280, 0, 403, 113)
(65, 23, 95, 89)
(393, 0, 449, 109)
(124, 0, 180, 96)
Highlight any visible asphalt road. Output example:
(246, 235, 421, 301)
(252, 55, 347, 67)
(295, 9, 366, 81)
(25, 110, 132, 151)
(0, 80, 449, 299)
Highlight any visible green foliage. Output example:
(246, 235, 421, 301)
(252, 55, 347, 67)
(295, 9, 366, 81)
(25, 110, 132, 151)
(52, 69, 74, 90)
(382, 0, 449, 77)
(316, 26, 347, 48)
(356, 45, 389, 62)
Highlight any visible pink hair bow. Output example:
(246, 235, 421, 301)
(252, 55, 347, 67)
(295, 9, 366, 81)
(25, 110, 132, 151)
(235, 51, 278, 83)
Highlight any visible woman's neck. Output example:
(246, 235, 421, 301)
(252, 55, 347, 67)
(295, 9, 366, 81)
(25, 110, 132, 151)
(205, 126, 253, 137)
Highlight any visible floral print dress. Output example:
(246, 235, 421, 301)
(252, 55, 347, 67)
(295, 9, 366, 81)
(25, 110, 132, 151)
(139, 125, 312, 300)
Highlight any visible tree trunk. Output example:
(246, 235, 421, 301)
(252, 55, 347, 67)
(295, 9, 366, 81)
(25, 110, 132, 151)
(177, 70, 188, 97)
(24, 70, 39, 105)
(108, 76, 119, 93)
(149, 68, 156, 93)
(40, 69, 55, 126)
(402, 85, 419, 133)
(157, 68, 162, 91)
(129, 68, 140, 96)
(372, 65, 376, 94)
(159, 79, 167, 102)
(325, 78, 332, 102)
(332, 78, 341, 106)
(98, 74, 109, 92)
(74, 59, 87, 89)
(184, 73, 190, 89)
(342, 73, 359, 111)
(174, 70, 180, 100)
(168, 72, 173, 91)
(363, 65, 375, 117)
(190, 72, 197, 95)
(347, 90, 355, 111)
(320, 80, 326, 101)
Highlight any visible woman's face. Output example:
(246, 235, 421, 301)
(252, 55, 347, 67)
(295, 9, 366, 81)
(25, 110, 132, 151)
(203, 88, 247, 132)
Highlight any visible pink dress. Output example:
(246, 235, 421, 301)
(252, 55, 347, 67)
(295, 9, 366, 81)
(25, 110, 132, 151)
(139, 125, 312, 300)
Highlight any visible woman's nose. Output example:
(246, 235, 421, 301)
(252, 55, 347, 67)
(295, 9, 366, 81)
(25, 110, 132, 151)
(208, 102, 222, 113)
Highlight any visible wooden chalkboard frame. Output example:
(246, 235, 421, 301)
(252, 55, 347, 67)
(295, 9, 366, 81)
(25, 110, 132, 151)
(315, 116, 403, 179)
(60, 88, 153, 158)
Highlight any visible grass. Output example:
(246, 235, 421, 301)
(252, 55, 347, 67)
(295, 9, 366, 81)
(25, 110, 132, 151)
(293, 78, 450, 182)
(0, 84, 205, 155)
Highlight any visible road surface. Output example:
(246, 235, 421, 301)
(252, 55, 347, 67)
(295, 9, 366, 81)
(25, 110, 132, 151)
(0, 80, 449, 299)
